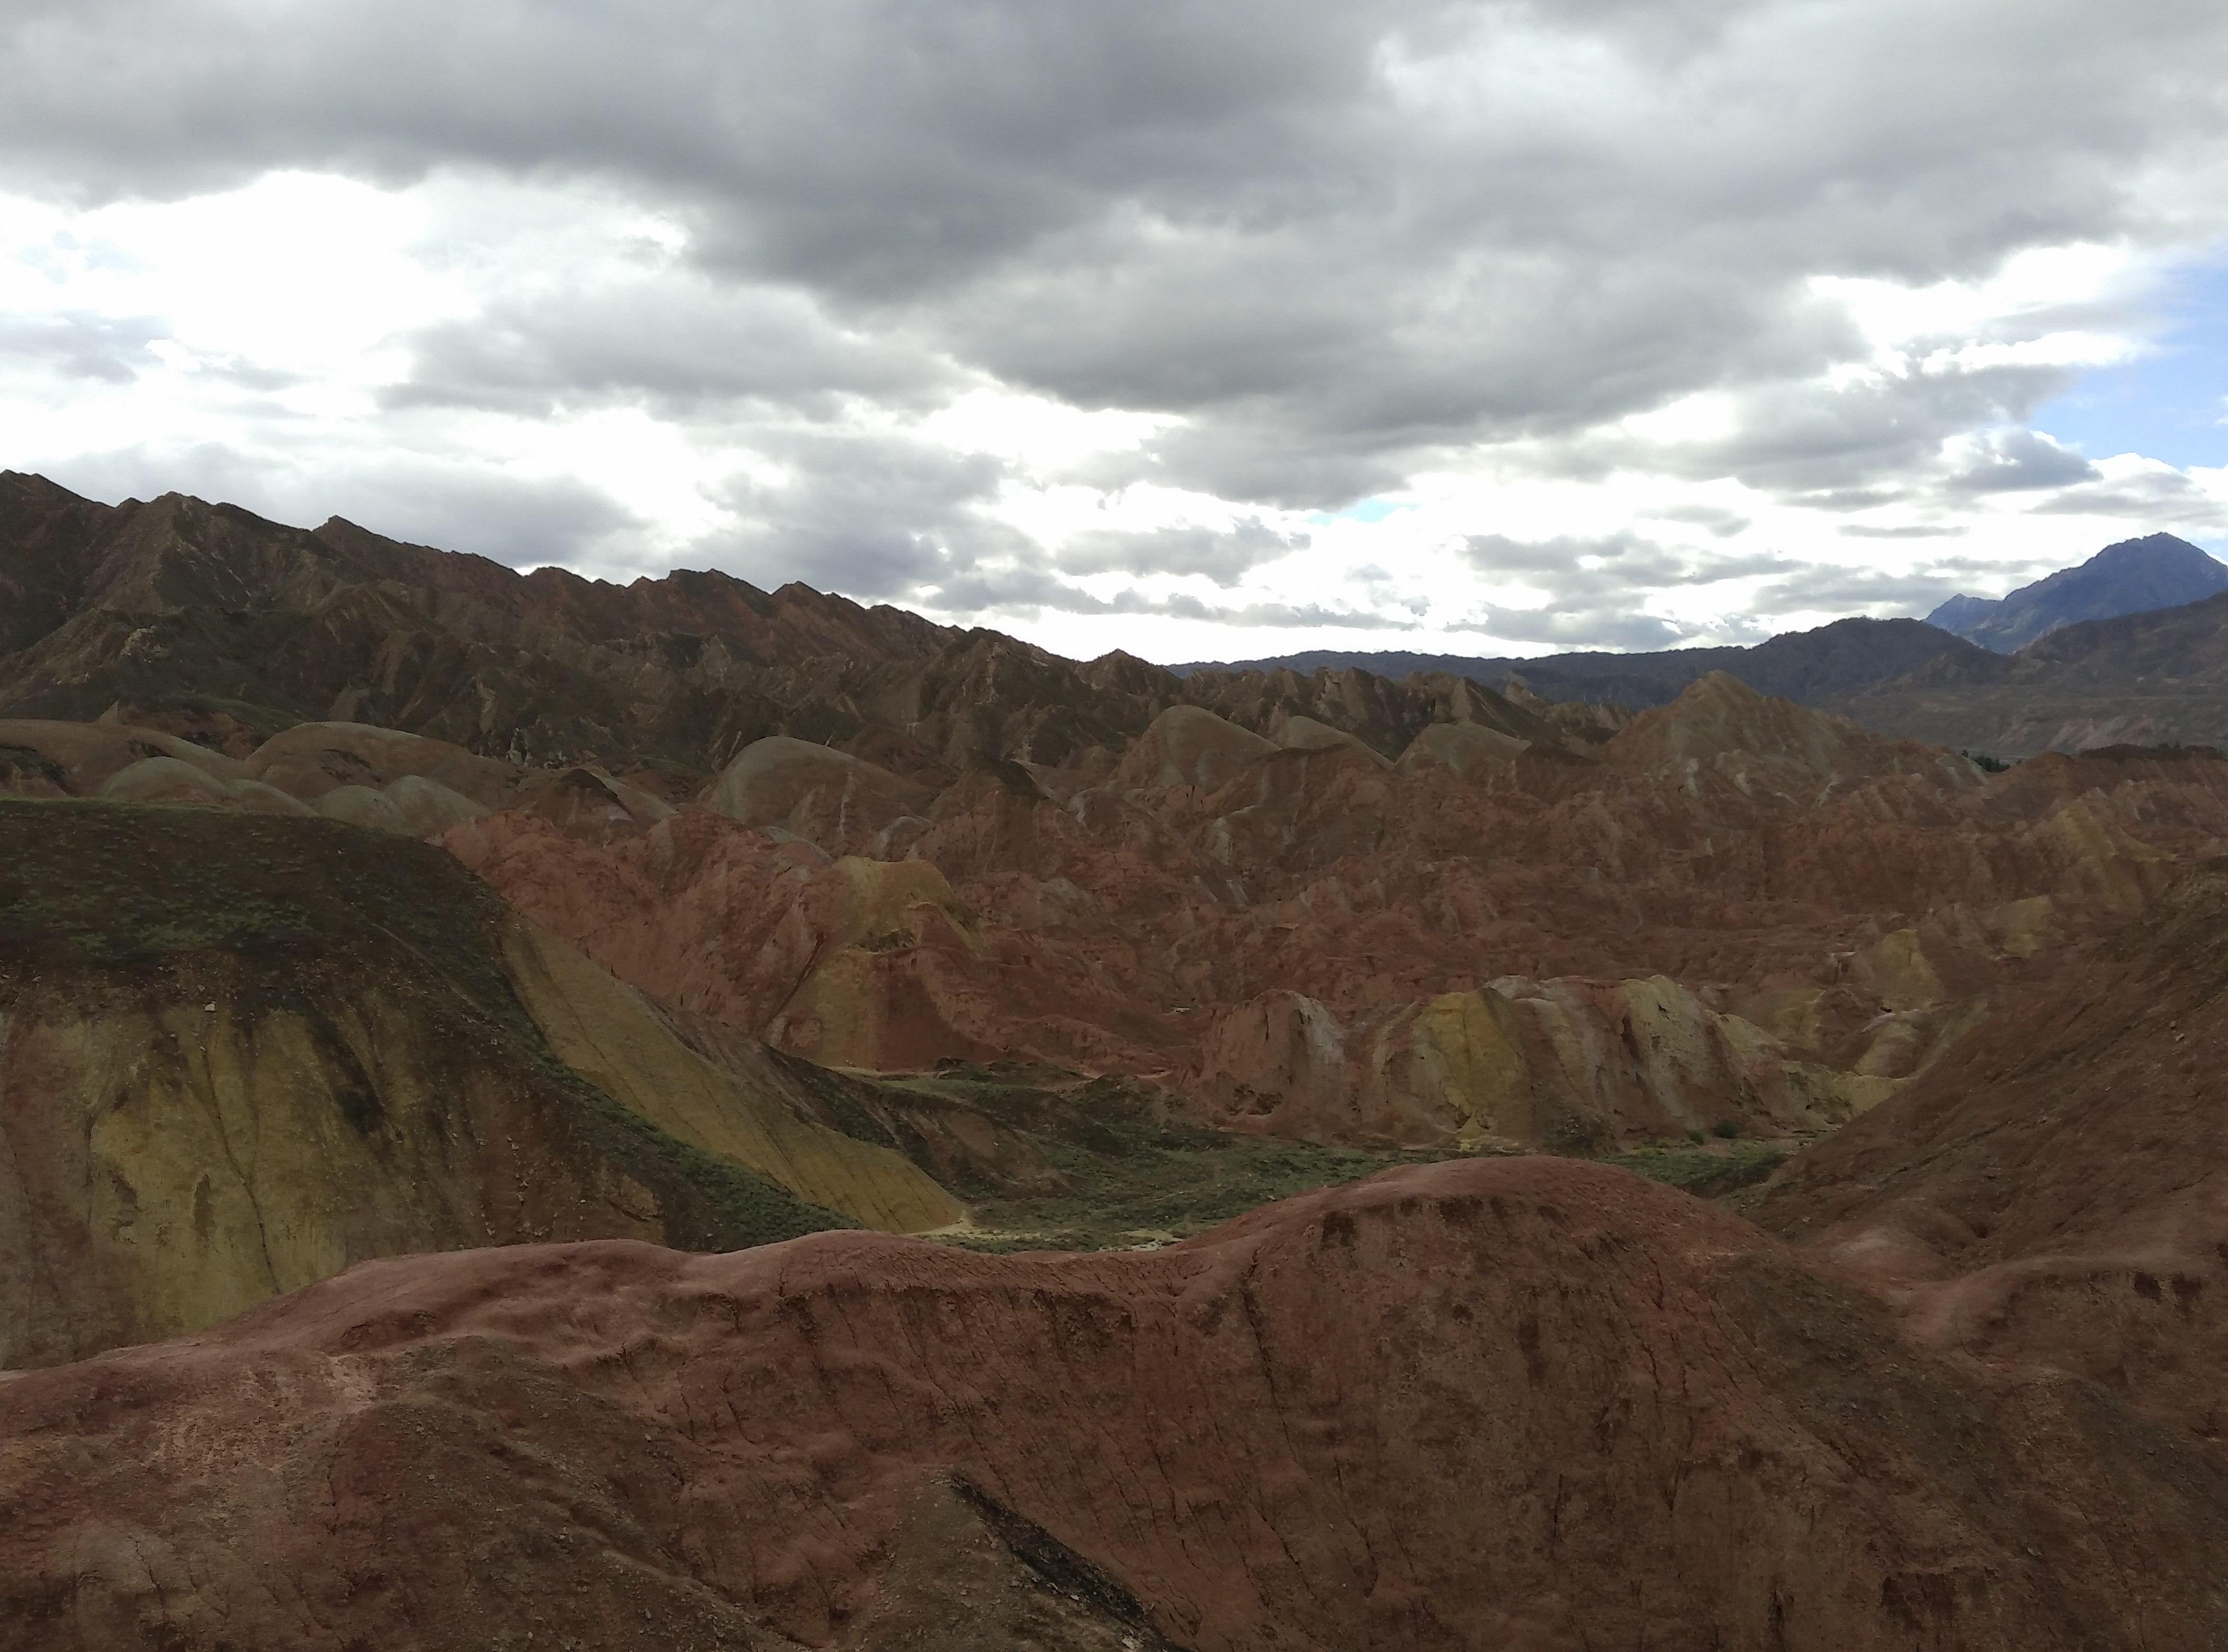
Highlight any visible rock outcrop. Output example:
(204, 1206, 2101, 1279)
(703, 736, 932, 856)
(4, 1157, 2225, 1650)
(443, 677, 2228, 1150)
(1751, 859, 2228, 1447)
(1113, 705, 1278, 792)
(0, 715, 675, 841)
(0, 800, 980, 1370)
(1190, 975, 1897, 1147)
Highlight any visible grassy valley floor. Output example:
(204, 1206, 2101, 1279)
(885, 1064, 1809, 1252)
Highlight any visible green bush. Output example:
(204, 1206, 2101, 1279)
(1710, 1119, 1742, 1139)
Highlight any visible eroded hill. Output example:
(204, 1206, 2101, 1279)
(0, 800, 980, 1368)
(13, 479, 2228, 1649)
(438, 676, 2228, 1157)
(1748, 858, 2228, 1447)
(5, 1157, 2225, 1651)
(0, 473, 1552, 787)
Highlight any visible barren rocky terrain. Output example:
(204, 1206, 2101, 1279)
(7, 476, 2228, 1647)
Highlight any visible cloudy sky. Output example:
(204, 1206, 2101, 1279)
(6, 1, 2228, 662)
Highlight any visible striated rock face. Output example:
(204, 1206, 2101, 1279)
(0, 716, 675, 842)
(1395, 719, 1529, 775)
(702, 735, 933, 856)
(441, 807, 1182, 1076)
(0, 801, 993, 1371)
(445, 677, 2228, 1148)
(1752, 860, 2228, 1447)
(502, 922, 962, 1233)
(4, 1157, 2226, 1651)
(1190, 974, 1897, 1148)
(1603, 670, 1972, 795)
(1113, 704, 1278, 791)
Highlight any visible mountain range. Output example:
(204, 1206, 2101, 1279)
(1925, 531, 2228, 651)
(1176, 528, 2228, 756)
(9, 472, 2228, 1647)
(1173, 616, 1991, 709)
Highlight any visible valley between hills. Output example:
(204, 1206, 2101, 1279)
(7, 471, 2228, 1648)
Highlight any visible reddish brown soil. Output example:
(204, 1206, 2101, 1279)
(1751, 861, 2228, 1448)
(446, 691, 2228, 1143)
(6, 1156, 2226, 1651)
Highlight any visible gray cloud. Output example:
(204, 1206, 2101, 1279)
(918, 559, 1399, 630)
(1461, 528, 2029, 633)
(1465, 532, 1789, 589)
(43, 442, 643, 569)
(1944, 429, 2100, 493)
(2025, 468, 2228, 526)
(1651, 504, 1753, 537)
(1747, 560, 2019, 615)
(0, 313, 160, 382)
(696, 427, 1025, 598)
(388, 277, 960, 418)
(5, 0, 2228, 640)
(1056, 517, 1306, 581)
(329, 468, 648, 569)
(1454, 531, 1790, 649)
(1471, 605, 1701, 650)
(8, 4, 2225, 467)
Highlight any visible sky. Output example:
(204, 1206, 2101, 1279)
(5, 1, 2228, 664)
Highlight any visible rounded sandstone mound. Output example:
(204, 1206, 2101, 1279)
(703, 735, 931, 850)
(4, 1157, 2223, 1651)
(1395, 719, 1530, 776)
(1112, 704, 1275, 792)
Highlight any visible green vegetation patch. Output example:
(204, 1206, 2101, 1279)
(909, 1067, 1451, 1252)
(0, 796, 502, 975)
(1603, 1136, 1794, 1199)
(810, 1061, 1810, 1252)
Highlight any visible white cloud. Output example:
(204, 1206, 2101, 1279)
(4, 1, 2228, 661)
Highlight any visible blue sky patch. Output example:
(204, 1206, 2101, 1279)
(1306, 497, 1411, 525)
(2033, 257, 2228, 470)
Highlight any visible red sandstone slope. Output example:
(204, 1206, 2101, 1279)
(5, 1156, 2225, 1652)
(1750, 859, 2228, 1445)
(444, 686, 2228, 1145)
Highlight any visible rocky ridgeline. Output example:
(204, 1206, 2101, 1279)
(11, 477, 2228, 1647)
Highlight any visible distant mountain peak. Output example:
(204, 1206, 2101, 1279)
(1924, 592, 1996, 630)
(1927, 532, 2228, 653)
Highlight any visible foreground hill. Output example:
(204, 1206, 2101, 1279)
(5, 1155, 2224, 1651)
(1926, 532, 2228, 652)
(1750, 858, 2228, 1445)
